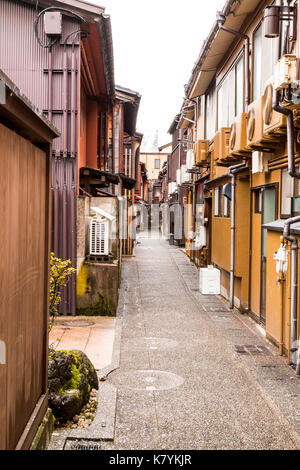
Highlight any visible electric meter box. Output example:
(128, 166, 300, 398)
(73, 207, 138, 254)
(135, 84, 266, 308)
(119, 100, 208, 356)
(199, 267, 220, 295)
(44, 12, 62, 36)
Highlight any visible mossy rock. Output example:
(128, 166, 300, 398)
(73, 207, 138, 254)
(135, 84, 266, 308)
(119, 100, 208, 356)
(48, 349, 98, 422)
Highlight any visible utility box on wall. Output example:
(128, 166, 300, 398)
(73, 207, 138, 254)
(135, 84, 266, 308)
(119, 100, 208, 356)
(199, 267, 221, 295)
(43, 12, 62, 36)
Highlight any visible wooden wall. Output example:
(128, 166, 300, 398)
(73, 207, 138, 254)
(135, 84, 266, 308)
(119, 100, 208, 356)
(0, 123, 50, 449)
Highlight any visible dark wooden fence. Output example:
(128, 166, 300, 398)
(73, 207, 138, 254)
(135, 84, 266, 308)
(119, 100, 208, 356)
(0, 71, 58, 449)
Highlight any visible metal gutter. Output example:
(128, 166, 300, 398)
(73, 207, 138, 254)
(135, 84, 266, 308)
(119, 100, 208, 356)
(96, 14, 115, 98)
(185, 0, 237, 98)
(228, 161, 248, 309)
(283, 216, 300, 371)
(204, 173, 232, 189)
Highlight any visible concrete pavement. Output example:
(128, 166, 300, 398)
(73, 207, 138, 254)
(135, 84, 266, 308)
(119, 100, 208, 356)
(58, 234, 300, 450)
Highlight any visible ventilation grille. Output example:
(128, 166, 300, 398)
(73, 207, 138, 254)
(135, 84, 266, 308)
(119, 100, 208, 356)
(90, 220, 109, 256)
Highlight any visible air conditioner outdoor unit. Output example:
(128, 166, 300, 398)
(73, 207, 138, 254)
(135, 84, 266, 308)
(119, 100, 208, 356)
(195, 140, 209, 164)
(90, 219, 109, 256)
(263, 80, 287, 138)
(181, 164, 190, 183)
(252, 151, 269, 174)
(195, 225, 207, 249)
(247, 97, 265, 149)
(274, 54, 297, 91)
(186, 149, 195, 170)
(214, 128, 231, 161)
(229, 113, 249, 157)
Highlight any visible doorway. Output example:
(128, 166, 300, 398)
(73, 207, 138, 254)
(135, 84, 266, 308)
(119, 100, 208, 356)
(250, 185, 277, 323)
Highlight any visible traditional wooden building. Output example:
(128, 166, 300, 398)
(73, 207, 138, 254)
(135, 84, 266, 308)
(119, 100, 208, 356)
(0, 69, 59, 450)
(171, 0, 300, 367)
(0, 0, 142, 315)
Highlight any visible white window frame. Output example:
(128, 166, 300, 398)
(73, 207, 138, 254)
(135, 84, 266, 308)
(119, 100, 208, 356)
(214, 187, 220, 217)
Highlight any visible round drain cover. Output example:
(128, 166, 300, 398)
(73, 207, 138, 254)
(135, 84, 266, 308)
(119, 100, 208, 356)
(61, 320, 95, 328)
(110, 370, 184, 391)
(123, 337, 178, 351)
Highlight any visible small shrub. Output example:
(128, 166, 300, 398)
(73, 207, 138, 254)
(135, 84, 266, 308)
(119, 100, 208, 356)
(49, 253, 76, 331)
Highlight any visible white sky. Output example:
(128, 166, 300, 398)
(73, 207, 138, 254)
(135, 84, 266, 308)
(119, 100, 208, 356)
(96, 0, 226, 150)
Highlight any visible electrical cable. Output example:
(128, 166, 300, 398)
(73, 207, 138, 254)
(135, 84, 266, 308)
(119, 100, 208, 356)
(34, 6, 90, 49)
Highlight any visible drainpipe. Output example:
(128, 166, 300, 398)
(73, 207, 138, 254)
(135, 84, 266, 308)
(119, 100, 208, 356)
(228, 161, 248, 309)
(283, 216, 300, 369)
(274, 98, 300, 179)
(216, 15, 250, 110)
(273, 68, 300, 369)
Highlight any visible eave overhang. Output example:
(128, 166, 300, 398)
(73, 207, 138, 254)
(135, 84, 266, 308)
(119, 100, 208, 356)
(116, 86, 141, 136)
(119, 174, 136, 190)
(21, 0, 105, 20)
(80, 166, 120, 187)
(187, 0, 265, 99)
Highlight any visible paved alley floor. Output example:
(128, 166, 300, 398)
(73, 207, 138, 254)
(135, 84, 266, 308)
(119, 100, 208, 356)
(63, 235, 300, 450)
(49, 316, 116, 370)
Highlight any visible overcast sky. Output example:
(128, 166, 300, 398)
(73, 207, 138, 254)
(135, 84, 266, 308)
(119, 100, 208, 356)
(97, 0, 225, 150)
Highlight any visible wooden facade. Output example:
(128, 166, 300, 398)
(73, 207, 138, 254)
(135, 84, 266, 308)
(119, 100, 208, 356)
(0, 71, 58, 449)
(168, 0, 300, 361)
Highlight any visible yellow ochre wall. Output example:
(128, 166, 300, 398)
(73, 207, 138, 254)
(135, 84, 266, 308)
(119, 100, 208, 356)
(266, 231, 300, 354)
(250, 169, 281, 318)
(211, 175, 250, 308)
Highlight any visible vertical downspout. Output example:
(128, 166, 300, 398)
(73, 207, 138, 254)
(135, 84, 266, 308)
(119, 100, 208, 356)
(217, 24, 250, 309)
(283, 217, 300, 368)
(48, 47, 53, 122)
(62, 43, 68, 315)
(228, 161, 248, 309)
(112, 103, 115, 195)
(218, 26, 250, 110)
(70, 35, 79, 315)
(272, 0, 300, 367)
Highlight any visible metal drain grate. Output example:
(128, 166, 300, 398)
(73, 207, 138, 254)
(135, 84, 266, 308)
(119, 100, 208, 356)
(202, 306, 231, 312)
(233, 344, 272, 356)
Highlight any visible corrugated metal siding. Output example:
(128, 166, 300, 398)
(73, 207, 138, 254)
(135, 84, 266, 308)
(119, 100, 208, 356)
(0, 1, 81, 314)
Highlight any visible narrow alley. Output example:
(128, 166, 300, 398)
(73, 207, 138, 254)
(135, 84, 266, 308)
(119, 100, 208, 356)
(4, 0, 300, 455)
(60, 235, 300, 450)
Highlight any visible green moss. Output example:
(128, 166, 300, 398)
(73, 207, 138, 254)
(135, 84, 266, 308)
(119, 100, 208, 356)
(76, 293, 115, 317)
(58, 356, 82, 397)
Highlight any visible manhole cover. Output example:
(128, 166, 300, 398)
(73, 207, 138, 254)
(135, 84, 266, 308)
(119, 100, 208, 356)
(233, 345, 272, 356)
(61, 320, 95, 328)
(202, 306, 230, 312)
(110, 370, 185, 391)
(123, 337, 178, 351)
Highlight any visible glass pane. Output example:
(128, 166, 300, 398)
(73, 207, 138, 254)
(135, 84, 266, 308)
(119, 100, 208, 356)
(217, 87, 223, 130)
(214, 188, 219, 216)
(207, 87, 216, 140)
(235, 57, 244, 116)
(262, 188, 276, 257)
(253, 25, 262, 101)
(293, 197, 300, 213)
(227, 69, 235, 126)
(261, 31, 277, 89)
(281, 168, 292, 216)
